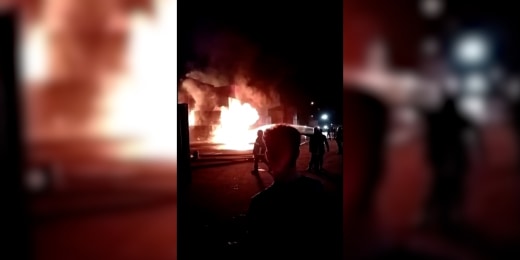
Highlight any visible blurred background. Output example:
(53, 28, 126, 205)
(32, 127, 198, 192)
(344, 0, 520, 259)
(6, 0, 177, 259)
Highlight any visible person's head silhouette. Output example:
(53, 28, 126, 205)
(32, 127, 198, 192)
(263, 125, 301, 180)
(257, 130, 264, 138)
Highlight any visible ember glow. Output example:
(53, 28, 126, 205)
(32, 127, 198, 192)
(101, 0, 177, 159)
(211, 98, 259, 150)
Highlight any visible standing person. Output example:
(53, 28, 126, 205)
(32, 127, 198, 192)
(307, 127, 330, 172)
(252, 130, 268, 174)
(246, 125, 338, 259)
(423, 97, 471, 227)
(336, 126, 343, 154)
(343, 87, 390, 259)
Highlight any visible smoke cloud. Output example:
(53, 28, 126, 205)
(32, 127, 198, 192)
(179, 29, 282, 113)
(179, 77, 219, 111)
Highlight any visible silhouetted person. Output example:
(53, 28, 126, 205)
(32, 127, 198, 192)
(423, 97, 470, 227)
(336, 126, 343, 154)
(252, 130, 268, 174)
(246, 125, 334, 259)
(307, 127, 330, 172)
(344, 89, 389, 215)
(343, 87, 389, 259)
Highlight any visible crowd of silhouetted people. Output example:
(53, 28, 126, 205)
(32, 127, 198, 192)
(343, 74, 520, 258)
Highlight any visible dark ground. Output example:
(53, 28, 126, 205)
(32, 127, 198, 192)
(183, 141, 343, 258)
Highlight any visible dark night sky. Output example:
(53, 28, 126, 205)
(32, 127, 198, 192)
(178, 0, 343, 122)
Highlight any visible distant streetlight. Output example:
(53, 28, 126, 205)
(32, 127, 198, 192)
(323, 125, 329, 130)
(321, 114, 328, 120)
(310, 101, 314, 105)
(454, 33, 491, 67)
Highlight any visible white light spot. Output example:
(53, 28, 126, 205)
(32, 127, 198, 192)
(455, 34, 490, 66)
(420, 0, 444, 19)
(21, 23, 50, 84)
(458, 96, 487, 124)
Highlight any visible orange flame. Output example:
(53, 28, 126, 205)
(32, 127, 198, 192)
(101, 0, 177, 159)
(188, 110, 195, 126)
(211, 98, 259, 150)
(21, 22, 49, 84)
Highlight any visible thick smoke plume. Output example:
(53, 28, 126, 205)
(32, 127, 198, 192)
(179, 77, 219, 111)
(179, 30, 281, 113)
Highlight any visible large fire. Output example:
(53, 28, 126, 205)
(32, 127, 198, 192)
(21, 23, 49, 84)
(101, 0, 177, 159)
(188, 96, 261, 150)
(211, 97, 259, 150)
(188, 110, 195, 126)
(21, 0, 178, 159)
(22, 0, 262, 158)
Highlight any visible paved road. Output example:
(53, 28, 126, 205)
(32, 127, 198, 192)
(189, 141, 342, 217)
